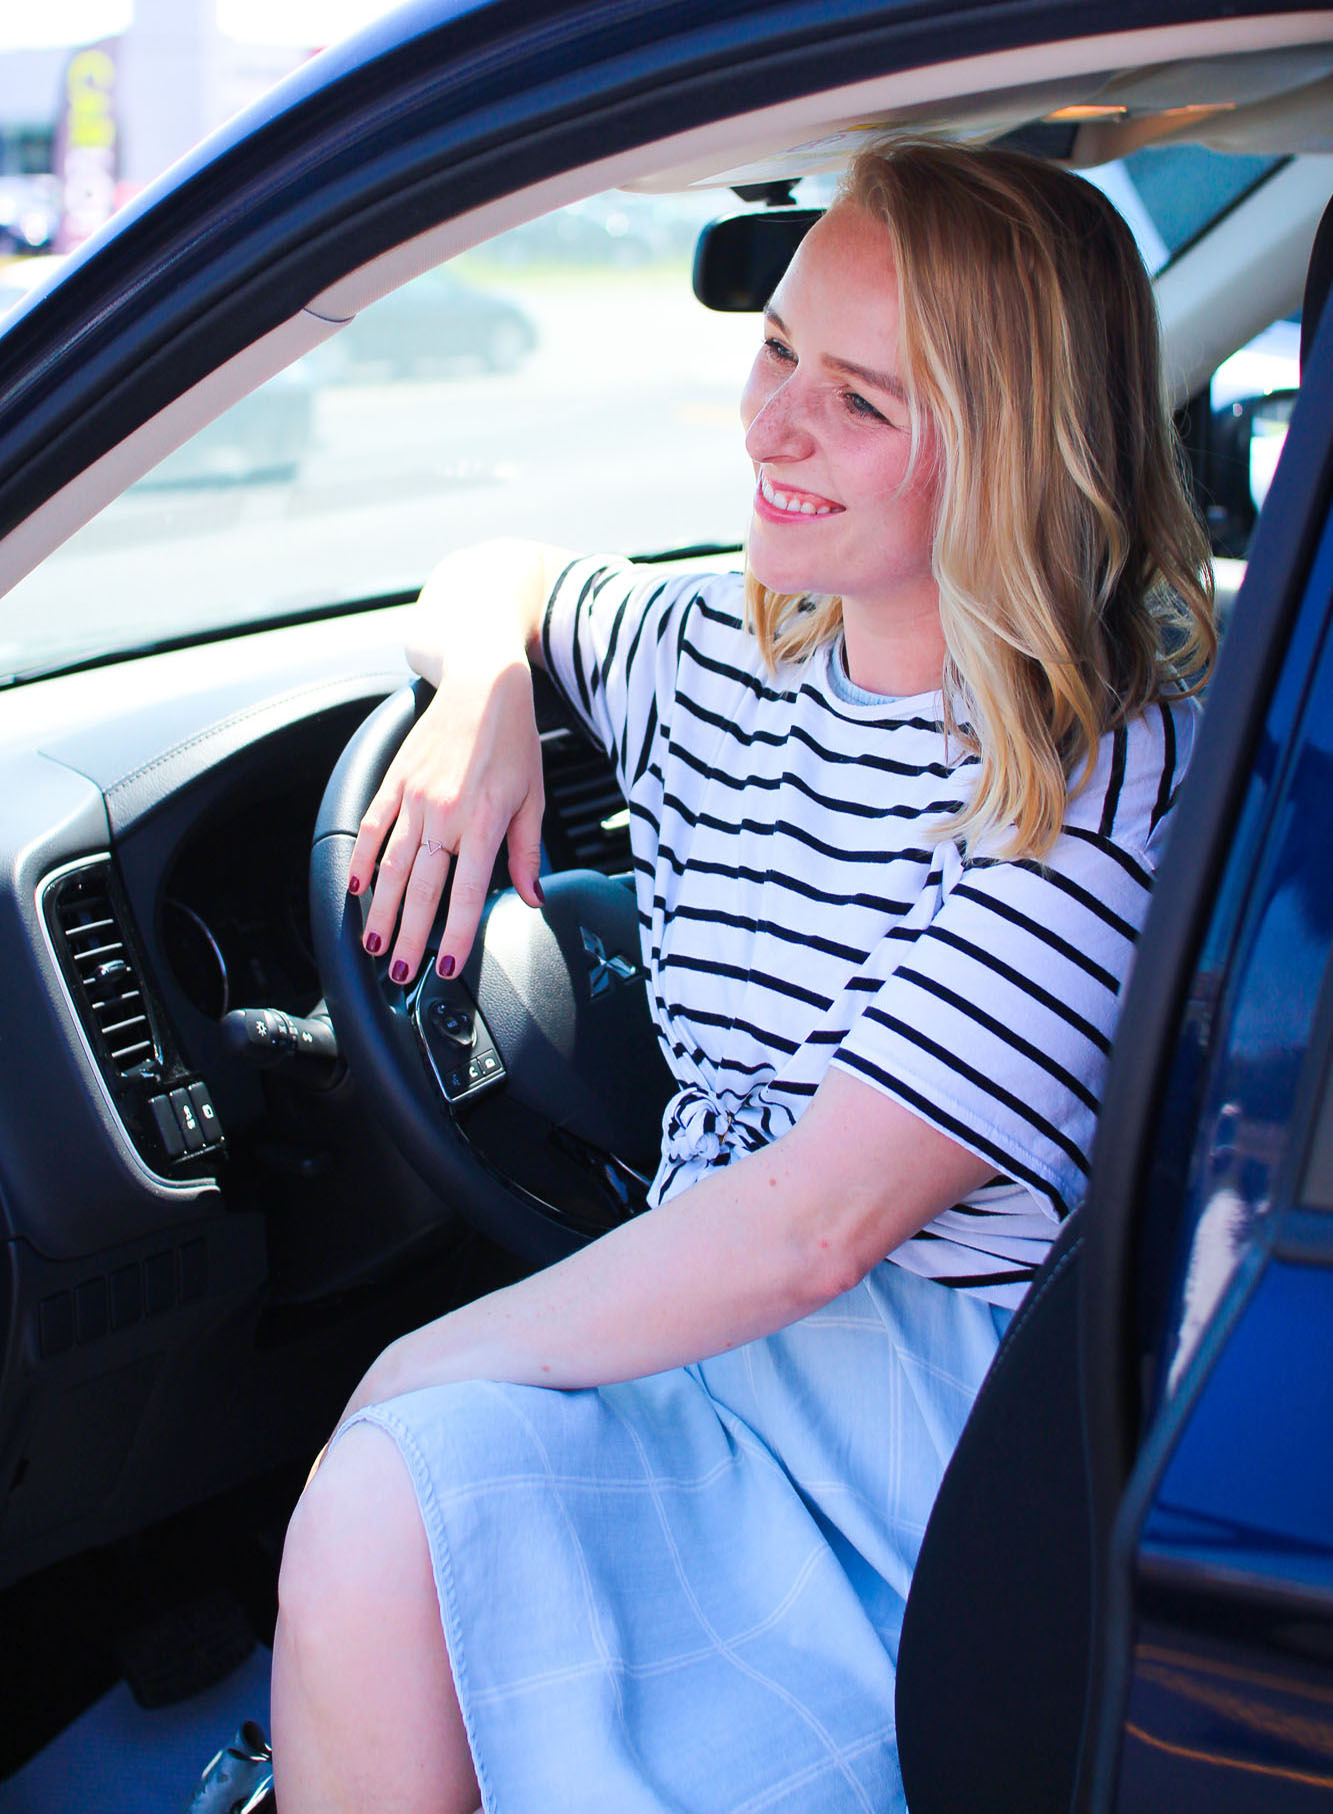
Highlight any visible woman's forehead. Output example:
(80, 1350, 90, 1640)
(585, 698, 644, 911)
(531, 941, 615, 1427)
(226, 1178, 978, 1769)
(769, 205, 902, 349)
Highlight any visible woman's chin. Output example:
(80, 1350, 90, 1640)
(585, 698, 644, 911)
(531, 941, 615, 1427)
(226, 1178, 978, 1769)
(746, 530, 823, 599)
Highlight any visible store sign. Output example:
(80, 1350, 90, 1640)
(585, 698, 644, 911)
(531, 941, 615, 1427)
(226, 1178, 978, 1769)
(53, 40, 119, 252)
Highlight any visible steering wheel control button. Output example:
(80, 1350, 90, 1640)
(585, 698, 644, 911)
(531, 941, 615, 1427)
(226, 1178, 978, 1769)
(169, 1086, 206, 1153)
(148, 1092, 187, 1160)
(429, 1000, 476, 1049)
(415, 978, 505, 1105)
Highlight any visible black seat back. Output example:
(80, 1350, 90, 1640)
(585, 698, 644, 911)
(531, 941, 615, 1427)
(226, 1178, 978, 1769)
(895, 1218, 1091, 1812)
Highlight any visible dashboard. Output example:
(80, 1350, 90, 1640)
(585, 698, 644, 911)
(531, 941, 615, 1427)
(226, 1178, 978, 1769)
(0, 599, 631, 1590)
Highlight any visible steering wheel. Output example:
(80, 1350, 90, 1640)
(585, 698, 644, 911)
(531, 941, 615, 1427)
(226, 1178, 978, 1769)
(309, 682, 675, 1266)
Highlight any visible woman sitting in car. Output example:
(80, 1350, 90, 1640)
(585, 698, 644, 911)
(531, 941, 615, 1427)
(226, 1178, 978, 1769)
(269, 136, 1214, 1813)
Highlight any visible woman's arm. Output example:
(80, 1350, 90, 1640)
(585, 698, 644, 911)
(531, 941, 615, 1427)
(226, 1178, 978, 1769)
(350, 538, 575, 983)
(338, 1068, 995, 1421)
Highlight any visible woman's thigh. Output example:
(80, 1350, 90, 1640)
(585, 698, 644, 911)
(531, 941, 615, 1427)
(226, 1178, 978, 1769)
(273, 1422, 478, 1813)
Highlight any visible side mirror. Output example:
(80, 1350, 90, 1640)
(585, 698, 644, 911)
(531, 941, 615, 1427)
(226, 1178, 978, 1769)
(1247, 391, 1295, 513)
(692, 209, 822, 311)
(1202, 388, 1297, 558)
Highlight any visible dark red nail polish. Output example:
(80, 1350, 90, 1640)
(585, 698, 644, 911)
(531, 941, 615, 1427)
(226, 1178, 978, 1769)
(391, 959, 409, 984)
(365, 931, 382, 955)
(533, 879, 545, 905)
(347, 874, 361, 896)
(436, 953, 455, 979)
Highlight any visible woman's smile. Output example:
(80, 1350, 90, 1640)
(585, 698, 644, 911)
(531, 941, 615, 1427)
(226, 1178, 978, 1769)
(754, 468, 843, 519)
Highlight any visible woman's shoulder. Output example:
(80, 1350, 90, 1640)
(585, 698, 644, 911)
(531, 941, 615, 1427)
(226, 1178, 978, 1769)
(1061, 694, 1200, 864)
(548, 557, 757, 706)
(558, 555, 744, 623)
(633, 564, 784, 697)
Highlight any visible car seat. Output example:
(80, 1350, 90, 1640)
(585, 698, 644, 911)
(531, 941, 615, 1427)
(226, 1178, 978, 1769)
(894, 193, 1333, 1814)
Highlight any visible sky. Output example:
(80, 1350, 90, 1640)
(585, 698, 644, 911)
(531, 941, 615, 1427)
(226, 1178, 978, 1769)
(0, 1, 405, 52)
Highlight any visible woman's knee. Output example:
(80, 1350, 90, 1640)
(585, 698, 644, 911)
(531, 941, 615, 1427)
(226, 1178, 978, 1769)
(278, 1420, 434, 1654)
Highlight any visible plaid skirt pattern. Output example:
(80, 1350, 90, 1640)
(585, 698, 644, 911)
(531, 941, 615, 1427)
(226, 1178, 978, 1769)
(344, 1260, 1010, 1812)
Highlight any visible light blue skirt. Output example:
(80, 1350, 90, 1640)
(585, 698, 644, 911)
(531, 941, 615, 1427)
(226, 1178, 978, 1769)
(344, 1261, 1010, 1812)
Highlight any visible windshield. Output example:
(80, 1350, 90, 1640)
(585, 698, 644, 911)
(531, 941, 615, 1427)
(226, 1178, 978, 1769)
(0, 187, 760, 683)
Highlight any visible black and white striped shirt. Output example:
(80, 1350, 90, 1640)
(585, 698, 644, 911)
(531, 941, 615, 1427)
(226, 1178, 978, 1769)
(542, 558, 1195, 1307)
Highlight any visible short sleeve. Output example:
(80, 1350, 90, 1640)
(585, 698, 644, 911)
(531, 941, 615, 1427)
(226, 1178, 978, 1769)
(831, 824, 1157, 1220)
(540, 555, 726, 800)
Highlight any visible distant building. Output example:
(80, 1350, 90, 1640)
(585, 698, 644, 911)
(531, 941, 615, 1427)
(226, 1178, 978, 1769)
(0, 0, 307, 253)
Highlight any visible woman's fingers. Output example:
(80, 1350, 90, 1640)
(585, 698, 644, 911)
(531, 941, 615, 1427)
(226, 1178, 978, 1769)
(390, 787, 546, 984)
(360, 798, 427, 959)
(434, 835, 501, 979)
(348, 662, 547, 984)
(506, 787, 546, 909)
(388, 834, 455, 982)
(346, 774, 405, 900)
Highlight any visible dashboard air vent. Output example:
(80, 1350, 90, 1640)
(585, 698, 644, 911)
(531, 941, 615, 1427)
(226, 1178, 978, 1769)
(541, 728, 632, 874)
(49, 867, 158, 1078)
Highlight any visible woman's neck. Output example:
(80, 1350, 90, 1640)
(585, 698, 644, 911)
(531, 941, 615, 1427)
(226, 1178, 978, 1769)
(839, 586, 946, 697)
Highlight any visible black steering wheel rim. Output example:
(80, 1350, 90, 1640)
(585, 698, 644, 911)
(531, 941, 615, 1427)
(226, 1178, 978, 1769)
(310, 681, 672, 1267)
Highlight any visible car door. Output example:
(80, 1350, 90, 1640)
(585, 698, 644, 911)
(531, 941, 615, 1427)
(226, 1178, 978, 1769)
(1081, 248, 1333, 1810)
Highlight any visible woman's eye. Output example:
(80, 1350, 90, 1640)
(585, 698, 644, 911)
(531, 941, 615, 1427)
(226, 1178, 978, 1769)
(763, 336, 795, 364)
(843, 390, 886, 422)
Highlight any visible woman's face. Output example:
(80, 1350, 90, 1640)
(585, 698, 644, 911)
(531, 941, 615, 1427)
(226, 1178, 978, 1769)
(740, 203, 940, 617)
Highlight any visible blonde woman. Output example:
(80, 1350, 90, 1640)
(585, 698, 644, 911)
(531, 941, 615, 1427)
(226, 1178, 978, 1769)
(270, 139, 1214, 1813)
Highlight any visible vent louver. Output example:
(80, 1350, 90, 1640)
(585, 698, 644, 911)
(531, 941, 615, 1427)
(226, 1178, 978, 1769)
(50, 868, 158, 1078)
(542, 729, 632, 873)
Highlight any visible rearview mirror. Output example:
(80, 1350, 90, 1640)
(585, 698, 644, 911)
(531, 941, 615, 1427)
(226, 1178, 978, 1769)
(692, 210, 822, 311)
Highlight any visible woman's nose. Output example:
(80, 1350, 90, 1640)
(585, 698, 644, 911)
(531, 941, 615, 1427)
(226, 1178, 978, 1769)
(742, 375, 815, 465)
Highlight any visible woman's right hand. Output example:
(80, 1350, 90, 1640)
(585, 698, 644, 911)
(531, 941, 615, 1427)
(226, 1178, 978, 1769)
(346, 540, 567, 984)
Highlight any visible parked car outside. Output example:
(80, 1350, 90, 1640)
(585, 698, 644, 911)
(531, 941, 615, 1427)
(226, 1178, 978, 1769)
(308, 265, 537, 381)
(0, 3, 1330, 1810)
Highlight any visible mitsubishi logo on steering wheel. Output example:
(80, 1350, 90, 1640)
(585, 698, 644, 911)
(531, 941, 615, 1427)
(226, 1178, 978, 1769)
(580, 925, 639, 1000)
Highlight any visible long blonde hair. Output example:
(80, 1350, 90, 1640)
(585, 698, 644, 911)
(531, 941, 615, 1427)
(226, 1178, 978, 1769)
(746, 136, 1216, 858)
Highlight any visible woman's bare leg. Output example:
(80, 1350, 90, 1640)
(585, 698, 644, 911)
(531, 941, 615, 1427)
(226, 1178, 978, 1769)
(271, 1422, 481, 1813)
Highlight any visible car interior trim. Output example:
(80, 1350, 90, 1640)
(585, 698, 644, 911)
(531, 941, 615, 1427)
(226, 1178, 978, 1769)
(34, 856, 215, 1203)
(1155, 153, 1333, 400)
(307, 19, 1333, 320)
(85, 670, 410, 836)
(633, 17, 1333, 192)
